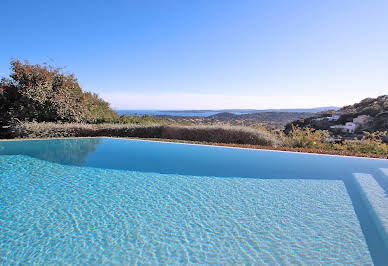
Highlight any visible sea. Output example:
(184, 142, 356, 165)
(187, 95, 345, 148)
(116, 110, 258, 117)
(116, 107, 336, 117)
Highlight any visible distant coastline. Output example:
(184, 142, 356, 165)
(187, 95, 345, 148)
(116, 107, 339, 117)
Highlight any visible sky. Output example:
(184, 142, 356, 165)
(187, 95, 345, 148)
(1, 0, 387, 110)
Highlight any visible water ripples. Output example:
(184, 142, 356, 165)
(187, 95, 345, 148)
(0, 155, 372, 264)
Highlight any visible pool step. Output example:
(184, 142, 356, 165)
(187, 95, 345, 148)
(353, 173, 388, 247)
(380, 168, 388, 177)
(375, 168, 388, 195)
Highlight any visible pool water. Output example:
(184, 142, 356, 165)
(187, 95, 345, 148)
(1, 138, 388, 264)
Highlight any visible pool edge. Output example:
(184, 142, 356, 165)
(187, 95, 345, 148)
(1, 136, 386, 161)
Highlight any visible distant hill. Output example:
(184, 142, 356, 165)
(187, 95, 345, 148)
(340, 95, 388, 116)
(338, 95, 388, 131)
(117, 107, 339, 117)
(227, 107, 340, 113)
(159, 107, 339, 114)
(209, 112, 312, 123)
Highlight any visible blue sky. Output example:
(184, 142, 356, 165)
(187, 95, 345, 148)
(1, 0, 387, 109)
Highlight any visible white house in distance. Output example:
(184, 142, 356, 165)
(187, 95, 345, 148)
(330, 115, 371, 134)
(331, 122, 357, 133)
(327, 115, 340, 121)
(353, 115, 370, 125)
(314, 115, 340, 121)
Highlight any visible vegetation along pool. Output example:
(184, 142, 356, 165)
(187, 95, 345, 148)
(1, 138, 388, 264)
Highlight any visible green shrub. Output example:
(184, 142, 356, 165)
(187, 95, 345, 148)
(333, 131, 388, 156)
(160, 125, 285, 147)
(9, 122, 162, 139)
(286, 126, 388, 156)
(287, 126, 331, 149)
(0, 60, 118, 125)
(83, 92, 119, 123)
(117, 114, 159, 125)
(9, 122, 285, 147)
(0, 60, 87, 123)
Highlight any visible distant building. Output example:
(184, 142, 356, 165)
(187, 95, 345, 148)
(314, 115, 340, 121)
(353, 115, 370, 126)
(327, 115, 340, 121)
(330, 122, 357, 134)
(329, 115, 371, 134)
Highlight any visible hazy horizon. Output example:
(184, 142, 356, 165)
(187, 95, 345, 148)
(103, 93, 374, 110)
(114, 106, 339, 111)
(1, 0, 387, 109)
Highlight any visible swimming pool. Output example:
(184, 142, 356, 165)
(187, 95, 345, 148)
(1, 138, 387, 264)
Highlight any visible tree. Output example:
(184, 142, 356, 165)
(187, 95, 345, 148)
(83, 92, 118, 123)
(0, 59, 118, 126)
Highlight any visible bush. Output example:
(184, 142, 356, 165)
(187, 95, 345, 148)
(333, 131, 388, 156)
(83, 92, 119, 123)
(8, 122, 285, 147)
(286, 126, 388, 156)
(117, 114, 159, 125)
(9, 122, 162, 139)
(160, 125, 285, 147)
(0, 60, 118, 125)
(0, 60, 87, 123)
(287, 126, 331, 149)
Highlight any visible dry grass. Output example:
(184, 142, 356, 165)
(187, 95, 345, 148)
(159, 125, 284, 146)
(7, 122, 284, 147)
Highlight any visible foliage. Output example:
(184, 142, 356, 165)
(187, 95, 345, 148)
(286, 95, 388, 133)
(341, 95, 388, 115)
(1, 60, 86, 124)
(286, 126, 388, 156)
(287, 126, 331, 149)
(160, 125, 285, 147)
(83, 92, 119, 123)
(338, 95, 388, 129)
(9, 122, 285, 147)
(117, 114, 159, 125)
(333, 131, 388, 156)
(0, 60, 118, 125)
(9, 122, 162, 139)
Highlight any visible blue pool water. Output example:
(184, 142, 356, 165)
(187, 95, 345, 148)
(1, 138, 388, 264)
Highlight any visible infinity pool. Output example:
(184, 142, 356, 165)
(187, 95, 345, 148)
(1, 138, 388, 264)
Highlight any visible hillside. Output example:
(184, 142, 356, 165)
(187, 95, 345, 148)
(286, 95, 388, 133)
(209, 112, 312, 123)
(340, 95, 388, 115)
(151, 111, 314, 129)
(158, 107, 339, 114)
